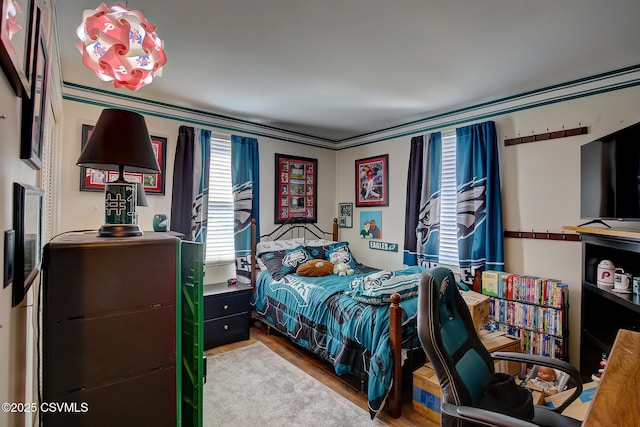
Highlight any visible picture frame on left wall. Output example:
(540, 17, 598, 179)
(12, 182, 43, 307)
(0, 0, 37, 98)
(79, 124, 168, 195)
(20, 7, 46, 170)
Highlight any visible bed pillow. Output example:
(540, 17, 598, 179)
(305, 244, 328, 260)
(256, 238, 306, 271)
(326, 242, 357, 268)
(258, 245, 311, 280)
(256, 238, 306, 256)
(296, 259, 335, 277)
(345, 270, 423, 305)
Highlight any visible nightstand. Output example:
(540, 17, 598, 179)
(203, 282, 251, 349)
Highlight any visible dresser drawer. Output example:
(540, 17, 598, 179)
(204, 290, 250, 319)
(204, 312, 250, 348)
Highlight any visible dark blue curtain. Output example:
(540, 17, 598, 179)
(170, 126, 195, 238)
(455, 121, 504, 272)
(403, 132, 441, 266)
(170, 127, 210, 247)
(231, 135, 260, 285)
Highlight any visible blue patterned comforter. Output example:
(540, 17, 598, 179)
(251, 265, 426, 418)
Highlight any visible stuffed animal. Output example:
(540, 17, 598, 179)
(329, 251, 347, 264)
(333, 262, 354, 276)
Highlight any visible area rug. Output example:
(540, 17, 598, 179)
(203, 341, 386, 426)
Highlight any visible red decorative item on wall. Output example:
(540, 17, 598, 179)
(76, 3, 166, 90)
(275, 154, 318, 223)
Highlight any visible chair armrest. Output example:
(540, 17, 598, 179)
(442, 402, 538, 427)
(491, 351, 583, 413)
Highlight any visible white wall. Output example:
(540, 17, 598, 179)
(0, 75, 37, 427)
(336, 85, 640, 366)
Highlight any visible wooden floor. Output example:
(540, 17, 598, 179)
(205, 321, 439, 426)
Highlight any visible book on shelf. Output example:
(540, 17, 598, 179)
(482, 270, 568, 359)
(482, 271, 567, 308)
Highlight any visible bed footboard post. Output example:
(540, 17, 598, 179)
(388, 293, 402, 418)
(332, 218, 338, 241)
(250, 218, 257, 292)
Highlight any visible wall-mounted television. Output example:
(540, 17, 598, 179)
(580, 121, 640, 222)
(13, 183, 44, 306)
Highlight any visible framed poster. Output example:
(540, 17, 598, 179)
(79, 124, 167, 194)
(338, 202, 353, 228)
(20, 9, 45, 170)
(275, 154, 317, 223)
(355, 154, 389, 207)
(0, 0, 37, 97)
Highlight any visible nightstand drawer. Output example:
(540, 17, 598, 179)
(204, 290, 250, 319)
(204, 312, 250, 348)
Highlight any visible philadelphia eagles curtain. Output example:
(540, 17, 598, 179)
(170, 126, 211, 248)
(231, 135, 260, 285)
(403, 120, 503, 276)
(403, 132, 441, 266)
(455, 121, 503, 271)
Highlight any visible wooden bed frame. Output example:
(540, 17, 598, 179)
(248, 218, 405, 418)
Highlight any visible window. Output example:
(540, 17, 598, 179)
(438, 130, 459, 267)
(206, 136, 235, 263)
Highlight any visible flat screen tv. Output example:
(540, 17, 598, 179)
(580, 121, 640, 222)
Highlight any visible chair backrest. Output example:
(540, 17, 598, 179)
(417, 267, 495, 406)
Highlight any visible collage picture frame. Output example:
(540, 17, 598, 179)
(275, 154, 317, 223)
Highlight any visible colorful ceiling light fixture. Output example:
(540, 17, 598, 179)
(76, 3, 167, 91)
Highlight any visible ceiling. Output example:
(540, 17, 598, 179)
(55, 1, 640, 142)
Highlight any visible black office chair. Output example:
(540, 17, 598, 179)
(417, 267, 583, 427)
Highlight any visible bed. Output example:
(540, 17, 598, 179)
(248, 218, 427, 419)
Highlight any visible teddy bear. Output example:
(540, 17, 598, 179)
(333, 262, 354, 276)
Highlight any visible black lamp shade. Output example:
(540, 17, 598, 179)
(76, 109, 160, 173)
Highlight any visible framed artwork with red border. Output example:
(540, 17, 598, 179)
(79, 124, 167, 195)
(355, 154, 389, 207)
(0, 0, 37, 98)
(275, 153, 317, 223)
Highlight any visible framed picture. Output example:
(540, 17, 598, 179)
(355, 154, 389, 207)
(0, 0, 37, 97)
(12, 182, 43, 306)
(275, 154, 317, 223)
(79, 124, 167, 195)
(20, 8, 45, 170)
(338, 202, 353, 228)
(359, 210, 382, 239)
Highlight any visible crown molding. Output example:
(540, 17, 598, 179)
(63, 64, 640, 151)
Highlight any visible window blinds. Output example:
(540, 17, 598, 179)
(206, 137, 235, 263)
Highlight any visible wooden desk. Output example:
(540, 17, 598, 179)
(582, 329, 640, 426)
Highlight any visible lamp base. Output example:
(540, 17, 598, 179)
(98, 224, 143, 237)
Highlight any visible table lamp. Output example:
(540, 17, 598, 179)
(77, 109, 160, 237)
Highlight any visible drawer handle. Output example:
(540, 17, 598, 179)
(223, 304, 229, 310)
(224, 324, 229, 330)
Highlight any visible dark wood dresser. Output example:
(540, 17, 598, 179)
(42, 232, 179, 426)
(203, 282, 251, 349)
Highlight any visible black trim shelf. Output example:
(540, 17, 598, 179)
(572, 228, 640, 381)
